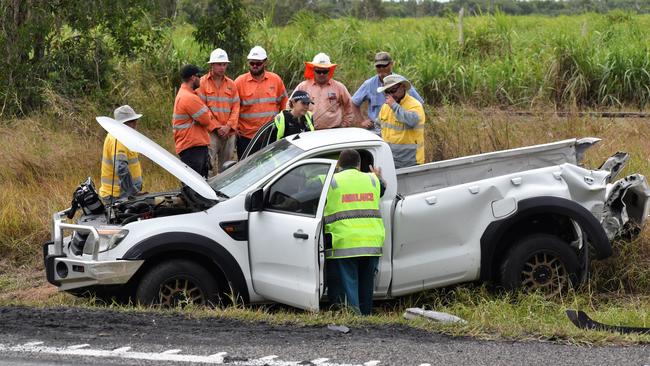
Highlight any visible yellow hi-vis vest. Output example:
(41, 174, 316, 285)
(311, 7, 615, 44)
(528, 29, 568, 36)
(324, 168, 385, 259)
(378, 94, 425, 169)
(99, 133, 143, 199)
(274, 111, 314, 140)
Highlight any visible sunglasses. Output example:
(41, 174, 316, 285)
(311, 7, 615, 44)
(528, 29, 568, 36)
(314, 69, 329, 75)
(384, 85, 401, 95)
(375, 63, 390, 69)
(249, 61, 264, 67)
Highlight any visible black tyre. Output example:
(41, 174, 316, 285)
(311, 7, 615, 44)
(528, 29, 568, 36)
(499, 234, 579, 296)
(135, 259, 218, 307)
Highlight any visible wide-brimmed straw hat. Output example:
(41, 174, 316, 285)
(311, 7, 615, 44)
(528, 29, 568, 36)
(304, 53, 337, 79)
(376, 74, 411, 93)
(113, 105, 142, 124)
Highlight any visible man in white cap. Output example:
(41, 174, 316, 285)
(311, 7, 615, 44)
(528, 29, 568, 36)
(352, 51, 424, 136)
(197, 48, 240, 175)
(234, 45, 288, 158)
(99, 105, 144, 203)
(376, 74, 425, 169)
(295, 52, 353, 130)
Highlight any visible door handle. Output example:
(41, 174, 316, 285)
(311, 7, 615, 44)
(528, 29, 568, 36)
(293, 232, 309, 240)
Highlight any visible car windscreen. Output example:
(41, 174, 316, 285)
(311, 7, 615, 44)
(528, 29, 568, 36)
(208, 139, 304, 198)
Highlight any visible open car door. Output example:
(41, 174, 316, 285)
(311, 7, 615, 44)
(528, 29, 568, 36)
(241, 119, 276, 160)
(247, 158, 337, 311)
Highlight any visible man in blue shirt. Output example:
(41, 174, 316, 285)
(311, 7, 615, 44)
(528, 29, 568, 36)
(351, 52, 425, 136)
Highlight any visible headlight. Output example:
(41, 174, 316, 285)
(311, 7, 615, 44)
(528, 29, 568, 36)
(96, 228, 129, 252)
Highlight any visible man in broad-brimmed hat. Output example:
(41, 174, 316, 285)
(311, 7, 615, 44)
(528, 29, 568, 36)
(294, 52, 354, 130)
(99, 105, 145, 203)
(376, 74, 425, 169)
(351, 51, 424, 136)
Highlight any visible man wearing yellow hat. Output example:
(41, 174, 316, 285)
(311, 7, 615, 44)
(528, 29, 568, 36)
(294, 53, 353, 130)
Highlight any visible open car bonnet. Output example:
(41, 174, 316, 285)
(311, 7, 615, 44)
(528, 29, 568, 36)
(96, 116, 217, 201)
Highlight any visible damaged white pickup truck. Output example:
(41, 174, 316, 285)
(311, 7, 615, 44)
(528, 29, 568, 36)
(44, 117, 650, 311)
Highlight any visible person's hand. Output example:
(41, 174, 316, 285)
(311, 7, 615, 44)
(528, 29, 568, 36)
(218, 124, 232, 137)
(385, 94, 396, 107)
(369, 165, 383, 179)
(360, 119, 374, 129)
(136, 191, 148, 196)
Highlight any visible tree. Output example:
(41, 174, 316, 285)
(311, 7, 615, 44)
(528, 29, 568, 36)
(0, 0, 163, 118)
(192, 0, 251, 72)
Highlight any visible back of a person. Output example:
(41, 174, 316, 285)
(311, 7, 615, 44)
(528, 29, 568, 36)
(99, 134, 142, 199)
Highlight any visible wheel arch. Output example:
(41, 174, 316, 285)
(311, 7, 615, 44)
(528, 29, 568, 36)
(479, 196, 611, 282)
(122, 232, 250, 303)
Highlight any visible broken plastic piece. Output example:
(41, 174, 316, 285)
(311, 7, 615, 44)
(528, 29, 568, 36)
(327, 324, 350, 333)
(403, 308, 467, 324)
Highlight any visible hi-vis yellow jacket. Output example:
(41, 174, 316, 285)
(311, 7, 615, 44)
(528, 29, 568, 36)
(378, 94, 425, 169)
(99, 133, 143, 200)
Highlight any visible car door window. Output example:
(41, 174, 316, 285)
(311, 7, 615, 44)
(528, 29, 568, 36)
(242, 120, 275, 159)
(266, 163, 330, 217)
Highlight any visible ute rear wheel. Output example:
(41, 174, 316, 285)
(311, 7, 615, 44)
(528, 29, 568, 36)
(499, 234, 579, 296)
(135, 259, 218, 307)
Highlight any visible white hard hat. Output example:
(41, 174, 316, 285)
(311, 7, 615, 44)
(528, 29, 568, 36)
(208, 48, 229, 63)
(247, 46, 267, 61)
(113, 105, 142, 124)
(310, 53, 335, 68)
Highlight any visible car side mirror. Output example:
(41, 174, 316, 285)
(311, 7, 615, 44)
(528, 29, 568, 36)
(245, 188, 264, 212)
(222, 160, 237, 171)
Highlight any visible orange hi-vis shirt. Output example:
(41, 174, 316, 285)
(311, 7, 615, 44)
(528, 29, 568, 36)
(234, 71, 288, 139)
(197, 73, 240, 134)
(172, 83, 218, 154)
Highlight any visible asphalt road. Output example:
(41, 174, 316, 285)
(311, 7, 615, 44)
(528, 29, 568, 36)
(0, 306, 648, 366)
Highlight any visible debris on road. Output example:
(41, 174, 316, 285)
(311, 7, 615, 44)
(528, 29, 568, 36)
(566, 310, 650, 335)
(403, 308, 467, 324)
(327, 324, 350, 334)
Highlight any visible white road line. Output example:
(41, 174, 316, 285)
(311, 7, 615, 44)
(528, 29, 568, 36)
(418, 364, 432, 366)
(162, 349, 182, 354)
(0, 343, 382, 366)
(22, 342, 44, 347)
(67, 344, 90, 350)
(312, 358, 330, 364)
(258, 355, 279, 360)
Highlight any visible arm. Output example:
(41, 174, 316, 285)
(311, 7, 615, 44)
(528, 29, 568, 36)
(277, 79, 288, 110)
(388, 100, 422, 128)
(189, 96, 217, 131)
(220, 86, 240, 136)
(115, 151, 139, 197)
(340, 85, 354, 127)
(351, 82, 373, 129)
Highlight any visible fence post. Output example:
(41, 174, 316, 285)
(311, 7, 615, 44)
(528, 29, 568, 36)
(458, 7, 465, 48)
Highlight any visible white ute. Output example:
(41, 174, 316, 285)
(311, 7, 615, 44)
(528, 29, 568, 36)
(44, 117, 650, 310)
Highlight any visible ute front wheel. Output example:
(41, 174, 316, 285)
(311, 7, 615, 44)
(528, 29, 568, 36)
(499, 234, 580, 296)
(135, 259, 218, 307)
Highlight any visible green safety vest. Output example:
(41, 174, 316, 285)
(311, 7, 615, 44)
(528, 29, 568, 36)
(324, 168, 385, 259)
(274, 111, 314, 140)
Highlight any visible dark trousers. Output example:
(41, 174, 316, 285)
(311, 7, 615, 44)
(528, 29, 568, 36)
(326, 256, 379, 315)
(179, 145, 209, 178)
(236, 136, 252, 160)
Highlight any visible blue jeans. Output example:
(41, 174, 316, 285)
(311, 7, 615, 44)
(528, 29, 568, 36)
(326, 256, 379, 315)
